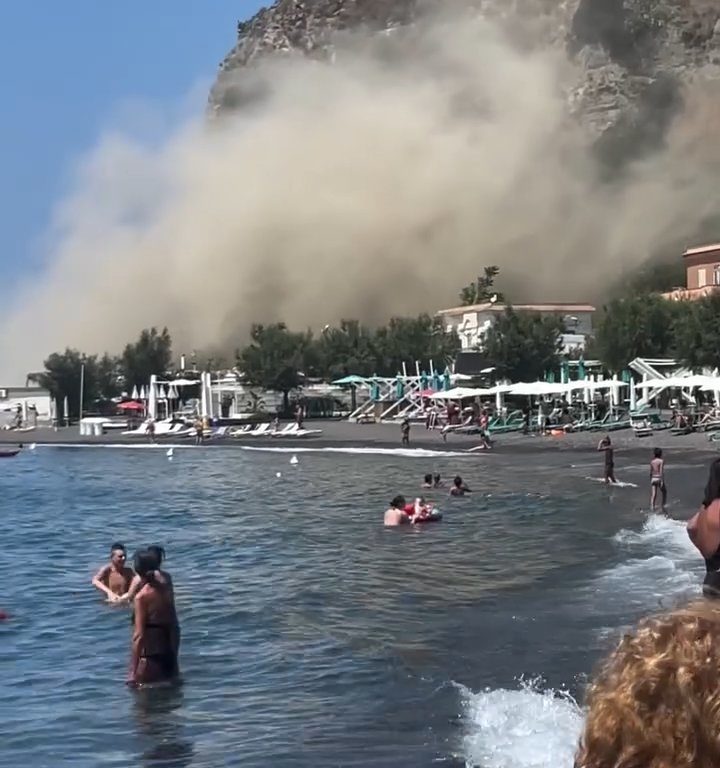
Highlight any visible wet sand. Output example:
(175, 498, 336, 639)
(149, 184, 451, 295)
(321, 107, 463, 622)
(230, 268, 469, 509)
(1, 420, 718, 464)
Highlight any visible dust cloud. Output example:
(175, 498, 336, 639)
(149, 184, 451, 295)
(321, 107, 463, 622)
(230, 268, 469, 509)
(3, 9, 719, 380)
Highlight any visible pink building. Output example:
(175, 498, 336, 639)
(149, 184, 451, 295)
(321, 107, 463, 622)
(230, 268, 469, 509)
(663, 243, 720, 300)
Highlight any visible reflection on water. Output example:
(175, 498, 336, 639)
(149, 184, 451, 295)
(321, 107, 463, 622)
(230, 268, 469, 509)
(133, 684, 193, 768)
(0, 447, 708, 767)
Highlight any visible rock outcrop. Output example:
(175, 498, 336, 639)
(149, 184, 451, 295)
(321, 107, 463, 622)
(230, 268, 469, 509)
(209, 0, 720, 163)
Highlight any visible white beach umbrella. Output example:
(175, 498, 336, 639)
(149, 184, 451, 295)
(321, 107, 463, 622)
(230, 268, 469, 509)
(629, 377, 637, 412)
(148, 376, 157, 419)
(63, 395, 69, 425)
(131, 385, 139, 400)
(140, 385, 147, 400)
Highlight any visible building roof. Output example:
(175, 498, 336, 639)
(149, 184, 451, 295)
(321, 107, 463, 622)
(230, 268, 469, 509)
(437, 302, 596, 316)
(661, 286, 719, 301)
(683, 243, 720, 257)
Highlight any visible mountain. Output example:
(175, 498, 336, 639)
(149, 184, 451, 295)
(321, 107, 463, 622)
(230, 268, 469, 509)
(209, 0, 720, 166)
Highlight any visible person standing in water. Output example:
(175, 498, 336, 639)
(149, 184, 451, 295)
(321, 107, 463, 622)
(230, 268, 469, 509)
(92, 543, 135, 601)
(687, 459, 720, 598)
(650, 447, 667, 511)
(450, 475, 471, 496)
(401, 418, 410, 446)
(117, 545, 175, 604)
(597, 436, 616, 484)
(127, 549, 180, 687)
(384, 495, 412, 527)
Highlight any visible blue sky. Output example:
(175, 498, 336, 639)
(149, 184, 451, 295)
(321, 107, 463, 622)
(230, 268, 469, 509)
(0, 1, 262, 285)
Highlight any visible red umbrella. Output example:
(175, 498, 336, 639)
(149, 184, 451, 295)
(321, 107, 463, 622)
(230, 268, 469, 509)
(117, 400, 145, 411)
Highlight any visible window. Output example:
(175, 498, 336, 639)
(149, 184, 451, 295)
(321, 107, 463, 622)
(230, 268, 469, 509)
(698, 268, 707, 287)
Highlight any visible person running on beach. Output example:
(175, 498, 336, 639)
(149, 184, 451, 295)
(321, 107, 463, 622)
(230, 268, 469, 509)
(687, 459, 720, 598)
(384, 495, 412, 527)
(401, 418, 410, 446)
(92, 543, 135, 601)
(127, 549, 180, 687)
(597, 436, 616, 484)
(650, 447, 667, 511)
(450, 475, 471, 496)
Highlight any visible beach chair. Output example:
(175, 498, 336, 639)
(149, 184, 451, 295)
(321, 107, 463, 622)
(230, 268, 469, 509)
(244, 422, 271, 437)
(271, 423, 299, 437)
(631, 418, 653, 438)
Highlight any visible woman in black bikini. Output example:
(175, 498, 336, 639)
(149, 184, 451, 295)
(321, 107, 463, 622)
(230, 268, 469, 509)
(127, 549, 180, 686)
(687, 459, 720, 598)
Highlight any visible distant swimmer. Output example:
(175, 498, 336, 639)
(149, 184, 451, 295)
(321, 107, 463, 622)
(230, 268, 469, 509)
(384, 495, 412, 527)
(650, 447, 667, 511)
(597, 436, 616, 484)
(433, 473, 443, 488)
(401, 418, 410, 447)
(421, 473, 433, 489)
(92, 542, 135, 602)
(127, 549, 180, 687)
(450, 475, 471, 496)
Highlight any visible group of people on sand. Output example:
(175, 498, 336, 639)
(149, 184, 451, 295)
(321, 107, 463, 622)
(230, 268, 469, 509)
(384, 474, 471, 526)
(574, 457, 720, 766)
(92, 542, 180, 687)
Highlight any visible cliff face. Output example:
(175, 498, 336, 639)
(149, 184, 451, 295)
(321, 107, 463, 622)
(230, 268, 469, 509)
(210, 0, 720, 161)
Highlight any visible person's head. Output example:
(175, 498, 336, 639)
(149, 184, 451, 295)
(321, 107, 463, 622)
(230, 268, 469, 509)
(604, 436, 611, 445)
(433, 473, 441, 486)
(653, 447, 663, 459)
(110, 543, 127, 567)
(133, 549, 159, 581)
(576, 601, 720, 768)
(147, 545, 165, 567)
(423, 473, 432, 485)
(453, 475, 463, 488)
(703, 458, 720, 508)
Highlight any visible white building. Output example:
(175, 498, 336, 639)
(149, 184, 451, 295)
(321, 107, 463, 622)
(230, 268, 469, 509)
(0, 385, 52, 428)
(436, 302, 596, 354)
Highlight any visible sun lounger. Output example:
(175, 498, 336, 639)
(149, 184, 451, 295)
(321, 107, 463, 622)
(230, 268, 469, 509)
(244, 422, 271, 437)
(270, 423, 300, 437)
(631, 419, 653, 438)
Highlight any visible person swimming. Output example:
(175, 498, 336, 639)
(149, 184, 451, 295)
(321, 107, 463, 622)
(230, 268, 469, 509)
(421, 473, 433, 488)
(127, 549, 180, 687)
(384, 495, 412, 527)
(650, 447, 667, 511)
(450, 475, 471, 496)
(92, 542, 135, 601)
(687, 459, 720, 598)
(433, 473, 443, 488)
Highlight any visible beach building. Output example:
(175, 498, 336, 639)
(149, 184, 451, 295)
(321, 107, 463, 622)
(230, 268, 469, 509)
(0, 384, 52, 428)
(662, 243, 720, 300)
(436, 302, 595, 354)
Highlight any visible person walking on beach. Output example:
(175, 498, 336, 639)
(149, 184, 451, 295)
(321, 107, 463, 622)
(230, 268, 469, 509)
(146, 419, 156, 443)
(597, 436, 616, 484)
(127, 549, 180, 687)
(650, 447, 667, 511)
(194, 418, 204, 445)
(401, 418, 410, 446)
(92, 543, 135, 602)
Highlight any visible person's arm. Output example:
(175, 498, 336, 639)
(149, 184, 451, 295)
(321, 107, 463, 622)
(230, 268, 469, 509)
(687, 512, 700, 545)
(91, 565, 116, 600)
(127, 594, 146, 686)
(116, 573, 143, 605)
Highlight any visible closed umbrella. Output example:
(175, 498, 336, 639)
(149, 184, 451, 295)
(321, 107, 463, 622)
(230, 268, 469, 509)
(443, 368, 451, 391)
(131, 385, 139, 400)
(63, 395, 69, 426)
(629, 377, 637, 412)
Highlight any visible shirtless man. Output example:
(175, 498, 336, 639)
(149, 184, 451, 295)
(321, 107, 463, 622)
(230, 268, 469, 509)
(597, 436, 616, 484)
(650, 447, 667, 511)
(92, 543, 135, 602)
(384, 495, 412, 527)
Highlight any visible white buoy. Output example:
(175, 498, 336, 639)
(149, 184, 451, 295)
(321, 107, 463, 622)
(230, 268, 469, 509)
(28, 443, 36, 451)
(276, 471, 282, 478)
(166, 448, 174, 461)
(290, 455, 298, 465)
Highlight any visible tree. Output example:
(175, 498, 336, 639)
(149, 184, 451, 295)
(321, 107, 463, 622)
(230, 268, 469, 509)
(120, 327, 172, 391)
(314, 320, 377, 380)
(673, 294, 720, 370)
(482, 309, 564, 381)
(238, 323, 314, 413)
(36, 349, 121, 418)
(373, 314, 460, 376)
(459, 265, 505, 306)
(591, 295, 678, 371)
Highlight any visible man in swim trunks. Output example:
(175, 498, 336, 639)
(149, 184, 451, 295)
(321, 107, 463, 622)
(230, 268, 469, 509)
(384, 495, 412, 527)
(650, 447, 667, 511)
(92, 542, 135, 601)
(450, 475, 471, 496)
(597, 436, 616, 484)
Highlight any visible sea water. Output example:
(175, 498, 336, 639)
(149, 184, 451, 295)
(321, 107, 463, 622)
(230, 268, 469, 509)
(0, 445, 705, 767)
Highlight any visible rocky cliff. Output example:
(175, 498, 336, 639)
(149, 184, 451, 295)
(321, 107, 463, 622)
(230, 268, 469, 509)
(210, 0, 720, 165)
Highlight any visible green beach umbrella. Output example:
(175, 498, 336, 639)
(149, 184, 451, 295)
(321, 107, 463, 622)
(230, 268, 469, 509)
(432, 371, 442, 391)
(332, 375, 367, 386)
(577, 358, 586, 381)
(395, 376, 405, 399)
(443, 368, 451, 391)
(370, 378, 380, 401)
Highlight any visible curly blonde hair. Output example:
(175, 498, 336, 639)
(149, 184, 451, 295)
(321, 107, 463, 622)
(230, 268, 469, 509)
(576, 601, 720, 768)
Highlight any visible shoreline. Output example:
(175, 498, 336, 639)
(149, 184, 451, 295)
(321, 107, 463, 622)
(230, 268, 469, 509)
(2, 421, 718, 463)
